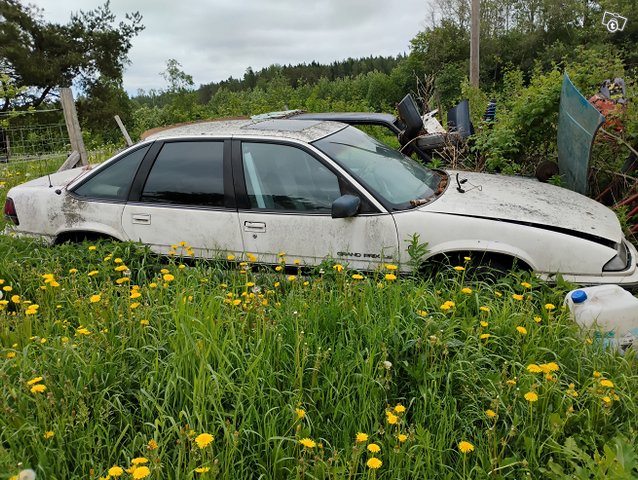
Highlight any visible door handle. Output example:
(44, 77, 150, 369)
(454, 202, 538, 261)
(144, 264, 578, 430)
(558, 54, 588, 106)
(244, 221, 266, 233)
(132, 213, 151, 225)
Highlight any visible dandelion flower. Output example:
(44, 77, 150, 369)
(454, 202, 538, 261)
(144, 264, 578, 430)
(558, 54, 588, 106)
(602, 396, 612, 404)
(195, 467, 210, 473)
(461, 287, 472, 294)
(88, 270, 99, 277)
(287, 275, 297, 281)
(544, 303, 556, 311)
(527, 364, 543, 373)
(486, 409, 496, 418)
(593, 371, 602, 378)
(163, 274, 174, 282)
(367, 457, 383, 469)
(30, 384, 47, 394)
(540, 362, 559, 373)
(352, 274, 364, 280)
(385, 273, 397, 281)
(453, 266, 465, 271)
(479, 333, 491, 340)
(195, 433, 214, 449)
(299, 438, 316, 448)
(506, 379, 517, 385)
(458, 441, 474, 454)
(516, 326, 527, 335)
(88, 245, 97, 251)
(397, 433, 408, 442)
(227, 254, 235, 261)
(27, 376, 43, 385)
(524, 391, 538, 402)
(512, 294, 524, 301)
(480, 320, 489, 328)
(367, 443, 381, 453)
(386, 411, 398, 425)
(295, 408, 305, 419)
(355, 432, 368, 443)
(2, 286, 12, 291)
(479, 306, 490, 313)
(140, 319, 149, 326)
(131, 457, 148, 465)
(132, 466, 150, 479)
(6, 351, 16, 359)
(43, 431, 54, 439)
(333, 264, 344, 272)
(89, 294, 101, 303)
(108, 466, 124, 477)
(147, 439, 158, 451)
(394, 403, 406, 413)
(600, 379, 614, 388)
(533, 316, 542, 323)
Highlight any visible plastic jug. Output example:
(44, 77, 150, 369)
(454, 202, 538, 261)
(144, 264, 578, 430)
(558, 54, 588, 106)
(565, 285, 638, 349)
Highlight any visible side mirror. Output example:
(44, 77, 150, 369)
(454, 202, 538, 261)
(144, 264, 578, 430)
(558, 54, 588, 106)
(331, 194, 360, 219)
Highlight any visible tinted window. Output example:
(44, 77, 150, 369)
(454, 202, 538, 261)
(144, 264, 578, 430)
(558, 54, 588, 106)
(242, 142, 341, 212)
(73, 144, 150, 200)
(141, 141, 224, 207)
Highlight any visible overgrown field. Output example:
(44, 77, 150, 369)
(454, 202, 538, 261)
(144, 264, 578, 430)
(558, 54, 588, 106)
(1, 161, 637, 479)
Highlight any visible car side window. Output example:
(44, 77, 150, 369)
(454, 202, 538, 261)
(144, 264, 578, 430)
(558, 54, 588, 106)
(140, 141, 224, 207)
(242, 142, 341, 212)
(73, 144, 150, 200)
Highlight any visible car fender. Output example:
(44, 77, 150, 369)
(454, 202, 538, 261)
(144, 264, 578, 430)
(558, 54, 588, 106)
(423, 239, 538, 269)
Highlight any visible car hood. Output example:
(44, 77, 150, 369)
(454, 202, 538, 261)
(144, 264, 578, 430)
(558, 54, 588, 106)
(422, 171, 622, 243)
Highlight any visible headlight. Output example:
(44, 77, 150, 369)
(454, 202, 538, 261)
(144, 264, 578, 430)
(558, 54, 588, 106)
(603, 241, 629, 271)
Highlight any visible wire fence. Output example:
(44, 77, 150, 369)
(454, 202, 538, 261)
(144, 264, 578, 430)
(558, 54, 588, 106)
(1, 122, 70, 163)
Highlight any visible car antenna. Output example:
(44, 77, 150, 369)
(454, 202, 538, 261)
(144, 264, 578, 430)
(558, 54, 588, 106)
(456, 173, 467, 193)
(47, 173, 53, 188)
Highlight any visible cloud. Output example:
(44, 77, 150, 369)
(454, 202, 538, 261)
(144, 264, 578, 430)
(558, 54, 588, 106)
(30, 0, 430, 92)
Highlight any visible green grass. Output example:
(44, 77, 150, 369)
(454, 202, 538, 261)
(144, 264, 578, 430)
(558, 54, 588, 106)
(0, 158, 637, 480)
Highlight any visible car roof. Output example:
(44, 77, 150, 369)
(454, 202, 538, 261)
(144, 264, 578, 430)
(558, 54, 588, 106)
(144, 118, 346, 143)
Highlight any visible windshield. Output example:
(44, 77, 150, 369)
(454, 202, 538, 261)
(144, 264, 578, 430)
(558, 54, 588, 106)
(313, 126, 442, 210)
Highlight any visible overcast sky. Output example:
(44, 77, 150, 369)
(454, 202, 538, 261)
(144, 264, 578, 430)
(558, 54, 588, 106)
(28, 0, 433, 94)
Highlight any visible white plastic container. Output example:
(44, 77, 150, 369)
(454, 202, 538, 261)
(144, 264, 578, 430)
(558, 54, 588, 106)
(565, 285, 638, 349)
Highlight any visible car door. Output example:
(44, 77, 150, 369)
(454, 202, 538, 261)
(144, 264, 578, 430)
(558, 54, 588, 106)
(234, 139, 399, 269)
(121, 139, 244, 258)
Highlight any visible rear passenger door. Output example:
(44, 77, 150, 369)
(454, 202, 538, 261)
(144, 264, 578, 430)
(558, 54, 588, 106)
(121, 139, 243, 258)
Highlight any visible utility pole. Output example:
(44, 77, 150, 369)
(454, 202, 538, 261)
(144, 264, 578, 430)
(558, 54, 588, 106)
(470, 0, 480, 87)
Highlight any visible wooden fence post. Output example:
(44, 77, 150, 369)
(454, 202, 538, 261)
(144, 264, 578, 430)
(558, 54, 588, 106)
(60, 87, 88, 167)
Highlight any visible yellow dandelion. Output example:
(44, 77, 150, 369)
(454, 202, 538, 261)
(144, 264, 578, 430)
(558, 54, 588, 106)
(385, 263, 398, 270)
(140, 319, 149, 326)
(355, 432, 368, 443)
(384, 273, 397, 281)
(367, 457, 383, 469)
(11, 295, 20, 303)
(506, 379, 517, 385)
(43, 431, 54, 439)
(227, 254, 235, 261)
(132, 466, 150, 479)
(540, 362, 559, 373)
(195, 467, 210, 473)
(458, 441, 474, 453)
(397, 433, 408, 443)
(130, 291, 142, 299)
(114, 265, 128, 272)
(116, 277, 130, 284)
(27, 376, 43, 385)
(30, 384, 47, 394)
(88, 270, 99, 277)
(480, 320, 489, 328)
(88, 245, 97, 251)
(287, 275, 297, 281)
(108, 466, 124, 477)
(6, 351, 16, 359)
(512, 294, 524, 301)
(333, 264, 344, 272)
(2, 286, 12, 291)
(453, 265, 465, 271)
(602, 396, 612, 404)
(386, 411, 398, 425)
(295, 408, 305, 419)
(479, 306, 490, 313)
(147, 439, 158, 451)
(479, 333, 491, 340)
(195, 433, 214, 449)
(163, 273, 174, 282)
(521, 281, 532, 288)
(600, 379, 614, 388)
(394, 403, 406, 413)
(516, 326, 527, 335)
(367, 443, 381, 453)
(89, 294, 101, 303)
(593, 371, 602, 378)
(461, 287, 472, 294)
(527, 364, 543, 373)
(131, 457, 148, 465)
(351, 274, 364, 280)
(486, 409, 496, 418)
(533, 316, 542, 323)
(544, 303, 556, 311)
(524, 391, 538, 402)
(299, 438, 316, 448)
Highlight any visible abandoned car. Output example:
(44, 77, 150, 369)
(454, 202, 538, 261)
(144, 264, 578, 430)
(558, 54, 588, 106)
(4, 119, 638, 288)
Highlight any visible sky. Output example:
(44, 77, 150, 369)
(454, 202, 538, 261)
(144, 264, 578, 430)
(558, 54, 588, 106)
(28, 0, 433, 94)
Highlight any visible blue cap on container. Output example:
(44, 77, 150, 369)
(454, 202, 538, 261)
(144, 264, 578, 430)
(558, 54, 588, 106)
(571, 290, 588, 304)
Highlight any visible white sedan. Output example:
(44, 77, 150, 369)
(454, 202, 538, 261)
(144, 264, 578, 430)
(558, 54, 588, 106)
(4, 119, 638, 287)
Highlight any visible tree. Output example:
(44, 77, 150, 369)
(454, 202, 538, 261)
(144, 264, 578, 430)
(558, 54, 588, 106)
(0, 0, 144, 111)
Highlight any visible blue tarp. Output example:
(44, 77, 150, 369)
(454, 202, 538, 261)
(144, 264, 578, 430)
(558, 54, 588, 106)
(557, 72, 605, 194)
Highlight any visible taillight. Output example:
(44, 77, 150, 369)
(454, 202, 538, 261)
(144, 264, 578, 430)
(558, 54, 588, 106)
(4, 198, 19, 225)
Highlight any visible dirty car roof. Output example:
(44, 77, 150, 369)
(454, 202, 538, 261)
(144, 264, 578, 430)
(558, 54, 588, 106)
(144, 119, 346, 143)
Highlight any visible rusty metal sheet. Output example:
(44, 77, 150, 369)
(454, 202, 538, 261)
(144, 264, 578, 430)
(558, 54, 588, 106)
(558, 72, 605, 194)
